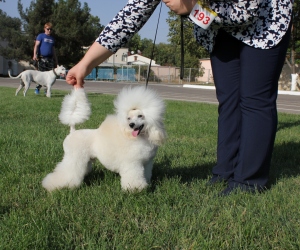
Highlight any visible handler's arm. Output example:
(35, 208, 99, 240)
(33, 40, 40, 60)
(66, 42, 112, 88)
(67, 0, 160, 88)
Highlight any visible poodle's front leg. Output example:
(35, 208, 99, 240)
(119, 163, 148, 192)
(42, 154, 91, 191)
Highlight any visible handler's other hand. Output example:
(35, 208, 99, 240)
(162, 0, 197, 15)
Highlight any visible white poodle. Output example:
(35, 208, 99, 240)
(42, 86, 166, 192)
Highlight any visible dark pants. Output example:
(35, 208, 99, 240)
(210, 27, 291, 190)
(35, 57, 55, 91)
(38, 57, 55, 72)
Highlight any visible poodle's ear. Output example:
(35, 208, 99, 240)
(148, 123, 167, 146)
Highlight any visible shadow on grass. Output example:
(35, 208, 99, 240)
(269, 141, 300, 185)
(80, 156, 213, 191)
(0, 205, 12, 218)
(87, 93, 104, 97)
(77, 122, 300, 191)
(81, 139, 300, 191)
(37, 93, 66, 98)
(277, 120, 300, 131)
(152, 155, 214, 185)
(84, 169, 106, 187)
(153, 141, 300, 190)
(83, 161, 120, 187)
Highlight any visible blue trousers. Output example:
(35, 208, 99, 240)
(210, 27, 291, 190)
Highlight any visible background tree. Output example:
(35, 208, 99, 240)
(1, 0, 103, 68)
(127, 33, 142, 55)
(166, 12, 208, 79)
(166, 12, 208, 68)
(1, 0, 298, 72)
(51, 0, 103, 67)
(293, 0, 300, 64)
(0, 10, 28, 60)
(127, 35, 177, 66)
(139, 37, 155, 58)
(154, 43, 175, 66)
(286, 0, 300, 74)
(18, 0, 55, 37)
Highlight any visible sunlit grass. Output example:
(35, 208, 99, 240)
(1, 86, 300, 249)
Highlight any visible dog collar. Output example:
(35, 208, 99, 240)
(52, 68, 59, 77)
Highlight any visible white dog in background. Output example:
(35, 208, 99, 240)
(42, 86, 166, 192)
(8, 65, 66, 97)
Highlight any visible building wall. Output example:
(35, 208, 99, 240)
(104, 48, 129, 66)
(128, 54, 158, 65)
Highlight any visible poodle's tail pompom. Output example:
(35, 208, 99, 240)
(59, 88, 91, 130)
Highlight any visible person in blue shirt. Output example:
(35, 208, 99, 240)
(33, 22, 58, 93)
(33, 22, 58, 70)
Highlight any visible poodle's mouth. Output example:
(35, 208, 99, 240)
(132, 124, 144, 137)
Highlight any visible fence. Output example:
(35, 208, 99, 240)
(82, 65, 299, 90)
(116, 68, 135, 81)
(83, 65, 212, 85)
(97, 68, 114, 81)
(84, 68, 97, 80)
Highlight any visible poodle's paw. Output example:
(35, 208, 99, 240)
(42, 171, 82, 192)
(121, 178, 149, 192)
(42, 173, 62, 191)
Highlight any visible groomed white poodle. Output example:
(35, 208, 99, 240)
(42, 86, 166, 192)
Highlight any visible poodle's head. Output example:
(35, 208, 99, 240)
(126, 108, 146, 137)
(114, 86, 166, 145)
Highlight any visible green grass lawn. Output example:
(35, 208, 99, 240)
(1, 86, 300, 249)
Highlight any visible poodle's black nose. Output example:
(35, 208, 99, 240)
(129, 123, 135, 128)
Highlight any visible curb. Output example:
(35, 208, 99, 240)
(183, 84, 300, 96)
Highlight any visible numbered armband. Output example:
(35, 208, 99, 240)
(189, 0, 217, 30)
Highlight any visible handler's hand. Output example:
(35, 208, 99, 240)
(162, 0, 197, 15)
(66, 62, 88, 89)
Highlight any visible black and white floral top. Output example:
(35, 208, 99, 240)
(96, 0, 293, 53)
(195, 0, 293, 52)
(96, 0, 161, 53)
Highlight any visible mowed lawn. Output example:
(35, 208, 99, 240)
(1, 86, 300, 249)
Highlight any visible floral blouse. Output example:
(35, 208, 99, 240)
(96, 0, 161, 53)
(96, 0, 293, 53)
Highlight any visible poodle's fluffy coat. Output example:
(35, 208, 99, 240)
(42, 86, 166, 192)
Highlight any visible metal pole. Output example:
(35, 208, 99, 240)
(138, 64, 141, 82)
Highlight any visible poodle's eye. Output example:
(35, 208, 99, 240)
(138, 115, 143, 118)
(127, 117, 131, 120)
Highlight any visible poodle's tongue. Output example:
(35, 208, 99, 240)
(132, 125, 143, 137)
(132, 129, 139, 137)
